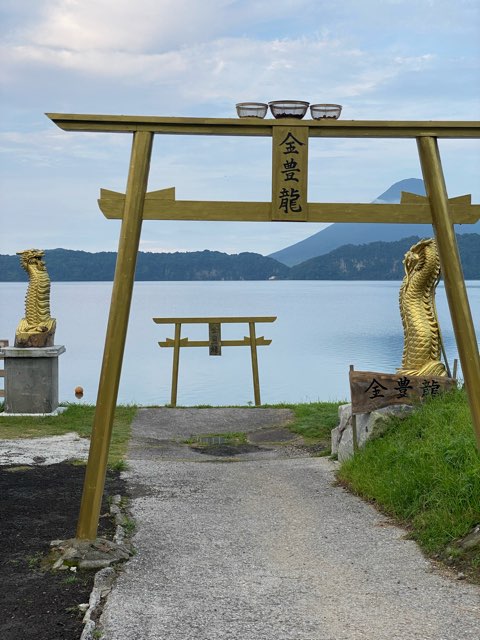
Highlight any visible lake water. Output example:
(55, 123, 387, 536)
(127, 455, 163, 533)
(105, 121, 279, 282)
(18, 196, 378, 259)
(1, 281, 479, 406)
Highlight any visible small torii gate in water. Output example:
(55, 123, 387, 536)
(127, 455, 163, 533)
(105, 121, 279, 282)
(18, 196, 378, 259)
(47, 112, 480, 540)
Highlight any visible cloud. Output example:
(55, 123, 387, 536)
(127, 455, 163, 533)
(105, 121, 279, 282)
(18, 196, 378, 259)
(2, 0, 478, 122)
(1, 34, 441, 110)
(0, 0, 478, 256)
(9, 0, 315, 53)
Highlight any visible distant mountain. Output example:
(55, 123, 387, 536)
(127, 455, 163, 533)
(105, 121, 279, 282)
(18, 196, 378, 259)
(269, 178, 480, 266)
(372, 178, 425, 203)
(289, 233, 480, 280)
(0, 248, 290, 282)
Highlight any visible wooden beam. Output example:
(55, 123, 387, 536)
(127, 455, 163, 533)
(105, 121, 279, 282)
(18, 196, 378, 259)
(47, 113, 480, 139)
(100, 191, 480, 224)
(158, 338, 272, 347)
(153, 316, 277, 324)
(400, 191, 472, 205)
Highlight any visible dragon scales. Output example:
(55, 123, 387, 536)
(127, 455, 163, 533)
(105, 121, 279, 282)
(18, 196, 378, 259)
(15, 249, 56, 348)
(397, 238, 447, 378)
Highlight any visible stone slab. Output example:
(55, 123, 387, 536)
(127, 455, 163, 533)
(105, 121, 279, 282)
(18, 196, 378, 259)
(0, 406, 68, 418)
(0, 345, 66, 358)
(2, 345, 65, 413)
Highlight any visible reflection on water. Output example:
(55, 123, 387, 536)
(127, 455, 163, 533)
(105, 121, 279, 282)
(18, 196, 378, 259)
(1, 281, 478, 406)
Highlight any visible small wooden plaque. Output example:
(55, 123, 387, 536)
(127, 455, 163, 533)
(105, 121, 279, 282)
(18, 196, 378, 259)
(208, 323, 222, 356)
(350, 370, 456, 414)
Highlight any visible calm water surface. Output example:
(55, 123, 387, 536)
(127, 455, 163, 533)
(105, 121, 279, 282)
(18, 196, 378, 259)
(1, 281, 479, 406)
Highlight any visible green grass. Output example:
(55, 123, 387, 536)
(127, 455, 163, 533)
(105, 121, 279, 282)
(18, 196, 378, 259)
(183, 431, 248, 445)
(279, 401, 343, 447)
(0, 403, 137, 466)
(337, 388, 480, 576)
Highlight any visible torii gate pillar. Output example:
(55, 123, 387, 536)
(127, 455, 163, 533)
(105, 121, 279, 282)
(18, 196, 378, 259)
(76, 131, 153, 539)
(417, 136, 480, 442)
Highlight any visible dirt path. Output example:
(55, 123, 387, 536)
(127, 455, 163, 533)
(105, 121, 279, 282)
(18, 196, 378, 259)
(100, 408, 480, 640)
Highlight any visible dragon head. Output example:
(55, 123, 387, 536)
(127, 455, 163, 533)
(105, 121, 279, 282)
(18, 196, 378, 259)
(403, 238, 437, 275)
(16, 249, 46, 273)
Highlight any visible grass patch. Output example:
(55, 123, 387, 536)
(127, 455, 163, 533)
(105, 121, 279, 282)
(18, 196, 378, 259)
(26, 552, 44, 571)
(267, 401, 343, 449)
(337, 388, 480, 579)
(122, 515, 136, 537)
(0, 404, 137, 466)
(184, 432, 248, 446)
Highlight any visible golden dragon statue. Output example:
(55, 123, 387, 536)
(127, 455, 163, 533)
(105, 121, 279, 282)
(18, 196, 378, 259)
(397, 238, 447, 378)
(15, 249, 56, 348)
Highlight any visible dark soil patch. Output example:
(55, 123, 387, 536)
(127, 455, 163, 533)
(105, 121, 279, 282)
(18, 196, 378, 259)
(191, 443, 266, 457)
(0, 463, 126, 640)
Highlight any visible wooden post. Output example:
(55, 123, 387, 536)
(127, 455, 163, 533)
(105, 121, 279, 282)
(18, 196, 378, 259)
(417, 136, 480, 450)
(453, 358, 458, 380)
(349, 365, 359, 452)
(249, 322, 261, 406)
(76, 131, 154, 540)
(171, 323, 182, 407)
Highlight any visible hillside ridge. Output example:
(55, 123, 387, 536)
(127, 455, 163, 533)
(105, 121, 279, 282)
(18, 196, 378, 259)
(1, 234, 478, 281)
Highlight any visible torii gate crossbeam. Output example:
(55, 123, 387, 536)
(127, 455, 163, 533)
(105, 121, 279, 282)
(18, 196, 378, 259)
(47, 114, 480, 540)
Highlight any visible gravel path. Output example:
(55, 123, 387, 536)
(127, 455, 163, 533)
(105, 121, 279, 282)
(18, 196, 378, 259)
(100, 409, 480, 640)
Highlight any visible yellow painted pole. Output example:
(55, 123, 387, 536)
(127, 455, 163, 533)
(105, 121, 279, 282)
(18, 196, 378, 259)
(417, 136, 480, 450)
(249, 322, 261, 406)
(171, 323, 182, 407)
(76, 131, 154, 539)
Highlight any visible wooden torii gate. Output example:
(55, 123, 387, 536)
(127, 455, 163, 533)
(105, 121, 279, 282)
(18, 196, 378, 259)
(47, 113, 480, 540)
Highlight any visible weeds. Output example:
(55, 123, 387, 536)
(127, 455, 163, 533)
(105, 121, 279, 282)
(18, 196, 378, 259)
(26, 552, 43, 571)
(122, 516, 136, 537)
(112, 459, 128, 472)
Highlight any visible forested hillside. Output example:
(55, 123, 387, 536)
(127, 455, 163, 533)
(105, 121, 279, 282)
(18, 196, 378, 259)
(289, 234, 480, 280)
(0, 249, 289, 282)
(1, 235, 478, 281)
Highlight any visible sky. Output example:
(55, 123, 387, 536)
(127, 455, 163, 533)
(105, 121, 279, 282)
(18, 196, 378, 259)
(1, 0, 479, 256)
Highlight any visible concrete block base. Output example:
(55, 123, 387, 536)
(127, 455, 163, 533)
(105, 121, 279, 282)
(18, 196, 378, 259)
(0, 346, 66, 414)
